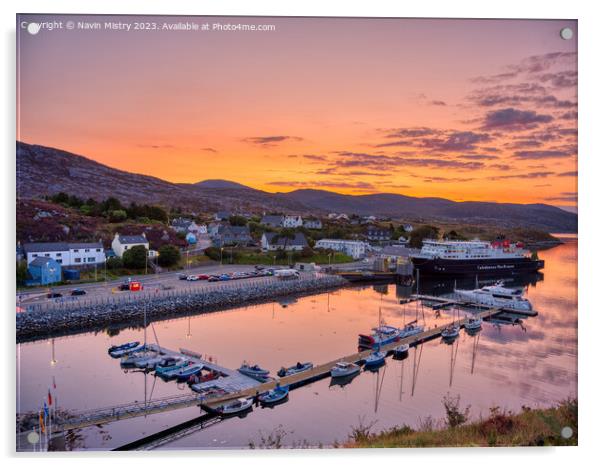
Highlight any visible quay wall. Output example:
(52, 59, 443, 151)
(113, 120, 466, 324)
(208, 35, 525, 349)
(16, 274, 347, 343)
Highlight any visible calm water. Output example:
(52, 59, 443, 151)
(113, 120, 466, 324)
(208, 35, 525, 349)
(16, 239, 577, 450)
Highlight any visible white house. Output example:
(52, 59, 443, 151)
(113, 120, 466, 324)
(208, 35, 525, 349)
(303, 218, 323, 230)
(282, 215, 303, 228)
(111, 233, 149, 258)
(315, 239, 368, 259)
(22, 241, 106, 266)
(261, 232, 308, 251)
(171, 218, 207, 235)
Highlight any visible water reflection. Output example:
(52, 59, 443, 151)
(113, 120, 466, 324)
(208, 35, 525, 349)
(16, 239, 577, 450)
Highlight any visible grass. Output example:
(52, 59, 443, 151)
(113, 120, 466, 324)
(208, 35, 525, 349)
(345, 398, 577, 448)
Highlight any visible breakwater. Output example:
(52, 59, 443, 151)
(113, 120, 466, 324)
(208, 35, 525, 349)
(16, 274, 347, 342)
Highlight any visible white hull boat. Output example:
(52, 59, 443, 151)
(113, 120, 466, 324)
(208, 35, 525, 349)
(217, 397, 253, 415)
(455, 282, 533, 311)
(330, 362, 361, 378)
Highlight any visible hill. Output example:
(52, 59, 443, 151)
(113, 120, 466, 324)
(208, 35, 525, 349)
(16, 141, 577, 232)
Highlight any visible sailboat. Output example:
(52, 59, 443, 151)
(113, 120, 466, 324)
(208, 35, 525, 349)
(364, 297, 387, 368)
(441, 308, 460, 341)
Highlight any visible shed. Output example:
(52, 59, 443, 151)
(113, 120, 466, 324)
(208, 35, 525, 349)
(27, 257, 62, 286)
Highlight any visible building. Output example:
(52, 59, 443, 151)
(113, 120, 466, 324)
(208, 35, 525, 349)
(303, 218, 322, 230)
(315, 239, 368, 259)
(171, 217, 207, 235)
(111, 233, 149, 258)
(366, 226, 392, 242)
(261, 232, 308, 251)
(260, 215, 284, 228)
(403, 224, 414, 233)
(214, 211, 231, 221)
(282, 215, 303, 228)
(22, 242, 105, 266)
(214, 224, 253, 247)
(27, 257, 62, 286)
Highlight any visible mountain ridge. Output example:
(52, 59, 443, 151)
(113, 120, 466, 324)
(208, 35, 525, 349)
(16, 141, 577, 232)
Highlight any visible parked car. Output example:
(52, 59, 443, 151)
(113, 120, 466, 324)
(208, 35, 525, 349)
(218, 274, 231, 281)
(208, 276, 220, 282)
(47, 292, 63, 299)
(186, 275, 199, 281)
(71, 289, 86, 296)
(118, 283, 130, 291)
(197, 274, 210, 280)
(177, 273, 188, 280)
(254, 265, 265, 271)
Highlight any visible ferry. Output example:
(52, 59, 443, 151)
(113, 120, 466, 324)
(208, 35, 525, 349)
(455, 282, 533, 311)
(410, 239, 544, 276)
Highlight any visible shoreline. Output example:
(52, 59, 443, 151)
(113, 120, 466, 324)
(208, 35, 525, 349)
(16, 274, 347, 344)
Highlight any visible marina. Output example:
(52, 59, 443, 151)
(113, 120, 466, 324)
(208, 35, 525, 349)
(16, 239, 576, 450)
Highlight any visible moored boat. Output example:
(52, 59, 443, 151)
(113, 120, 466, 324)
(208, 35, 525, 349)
(215, 397, 253, 415)
(392, 343, 410, 358)
(173, 363, 203, 382)
(358, 324, 401, 349)
(108, 341, 139, 356)
(465, 317, 483, 331)
(110, 344, 146, 358)
(330, 361, 361, 378)
(455, 282, 533, 311)
(258, 385, 289, 405)
(277, 362, 313, 377)
(238, 363, 270, 380)
(155, 358, 190, 377)
(441, 324, 460, 340)
(363, 351, 386, 368)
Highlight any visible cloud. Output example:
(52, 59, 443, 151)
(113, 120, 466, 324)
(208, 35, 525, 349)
(545, 192, 578, 202)
(378, 129, 492, 152)
(201, 147, 217, 153)
(242, 135, 303, 147)
(457, 154, 499, 160)
(430, 100, 447, 106)
(557, 170, 578, 177)
(513, 149, 573, 160)
(538, 70, 578, 89)
(332, 151, 485, 171)
(481, 108, 553, 131)
(487, 171, 554, 181)
(137, 143, 176, 149)
(267, 180, 375, 191)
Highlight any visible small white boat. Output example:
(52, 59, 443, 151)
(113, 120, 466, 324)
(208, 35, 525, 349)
(277, 362, 313, 377)
(137, 354, 168, 369)
(465, 317, 483, 331)
(364, 351, 386, 368)
(330, 361, 361, 378)
(258, 385, 289, 405)
(441, 324, 460, 340)
(238, 363, 270, 379)
(121, 350, 157, 368)
(393, 344, 410, 358)
(217, 397, 253, 415)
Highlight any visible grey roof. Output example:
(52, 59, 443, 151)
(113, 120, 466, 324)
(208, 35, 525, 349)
(218, 225, 250, 236)
(261, 215, 283, 225)
(264, 232, 308, 248)
(29, 256, 61, 267)
(117, 235, 148, 244)
(23, 242, 69, 253)
(23, 241, 104, 253)
(380, 246, 415, 257)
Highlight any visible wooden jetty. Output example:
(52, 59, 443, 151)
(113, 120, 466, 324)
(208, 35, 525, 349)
(40, 302, 508, 434)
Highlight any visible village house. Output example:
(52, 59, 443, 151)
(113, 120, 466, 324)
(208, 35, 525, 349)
(111, 233, 149, 258)
(261, 232, 308, 251)
(171, 217, 207, 235)
(282, 215, 303, 228)
(22, 241, 106, 267)
(403, 224, 414, 233)
(315, 238, 369, 259)
(214, 224, 253, 247)
(27, 256, 62, 286)
(260, 215, 284, 228)
(366, 225, 392, 242)
(303, 218, 323, 230)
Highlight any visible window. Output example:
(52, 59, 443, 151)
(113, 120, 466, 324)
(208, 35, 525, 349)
(74, 258, 81, 263)
(85, 249, 90, 252)
(96, 248, 101, 252)
(124, 245, 128, 250)
(56, 259, 62, 264)
(73, 249, 79, 252)
(32, 254, 38, 257)
(44, 253, 50, 257)
(87, 257, 95, 263)
(56, 253, 62, 257)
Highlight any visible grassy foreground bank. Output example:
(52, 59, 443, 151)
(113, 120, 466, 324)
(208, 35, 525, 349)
(346, 398, 577, 448)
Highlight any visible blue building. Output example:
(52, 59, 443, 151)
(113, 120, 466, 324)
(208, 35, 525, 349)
(27, 257, 62, 286)
(185, 232, 197, 245)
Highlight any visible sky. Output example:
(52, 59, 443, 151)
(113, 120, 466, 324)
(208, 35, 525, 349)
(17, 15, 577, 211)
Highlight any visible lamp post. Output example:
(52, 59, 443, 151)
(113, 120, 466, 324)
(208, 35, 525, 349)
(220, 247, 224, 266)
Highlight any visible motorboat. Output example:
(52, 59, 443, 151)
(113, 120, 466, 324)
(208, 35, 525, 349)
(330, 361, 361, 378)
(358, 325, 401, 348)
(238, 363, 270, 380)
(441, 324, 460, 340)
(465, 317, 483, 331)
(363, 351, 386, 368)
(187, 370, 220, 385)
(120, 350, 157, 368)
(216, 398, 253, 415)
(156, 359, 191, 378)
(154, 357, 187, 375)
(108, 341, 139, 356)
(455, 282, 533, 311)
(258, 385, 289, 405)
(172, 363, 204, 382)
(392, 343, 410, 358)
(277, 362, 313, 377)
(398, 321, 424, 338)
(110, 344, 145, 358)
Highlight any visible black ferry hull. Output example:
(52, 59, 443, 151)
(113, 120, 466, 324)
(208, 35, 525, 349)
(411, 257, 544, 277)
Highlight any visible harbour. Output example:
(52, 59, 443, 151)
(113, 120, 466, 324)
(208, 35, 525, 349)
(16, 238, 577, 450)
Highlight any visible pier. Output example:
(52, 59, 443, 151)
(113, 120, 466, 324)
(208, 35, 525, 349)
(42, 304, 504, 435)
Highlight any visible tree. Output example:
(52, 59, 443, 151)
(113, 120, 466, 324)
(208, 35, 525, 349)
(408, 225, 440, 248)
(444, 230, 466, 240)
(229, 215, 247, 226)
(122, 245, 148, 269)
(108, 209, 127, 223)
(106, 257, 123, 269)
(157, 245, 181, 267)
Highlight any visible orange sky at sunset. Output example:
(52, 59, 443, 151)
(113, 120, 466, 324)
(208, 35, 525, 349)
(17, 16, 577, 210)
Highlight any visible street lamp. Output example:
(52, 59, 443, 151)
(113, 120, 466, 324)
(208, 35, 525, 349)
(220, 247, 224, 266)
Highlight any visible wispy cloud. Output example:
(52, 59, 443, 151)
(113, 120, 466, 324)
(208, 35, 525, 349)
(242, 135, 303, 147)
(481, 108, 553, 131)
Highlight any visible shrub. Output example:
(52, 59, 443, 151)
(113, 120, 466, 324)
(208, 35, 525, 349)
(157, 245, 181, 267)
(442, 393, 470, 428)
(106, 257, 123, 270)
(108, 209, 127, 223)
(122, 245, 148, 269)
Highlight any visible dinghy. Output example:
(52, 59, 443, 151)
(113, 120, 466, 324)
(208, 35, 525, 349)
(172, 363, 203, 382)
(156, 359, 190, 377)
(238, 363, 270, 380)
(364, 351, 386, 368)
(108, 341, 139, 356)
(216, 398, 253, 415)
(277, 362, 313, 377)
(110, 344, 145, 358)
(258, 385, 289, 405)
(393, 343, 410, 358)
